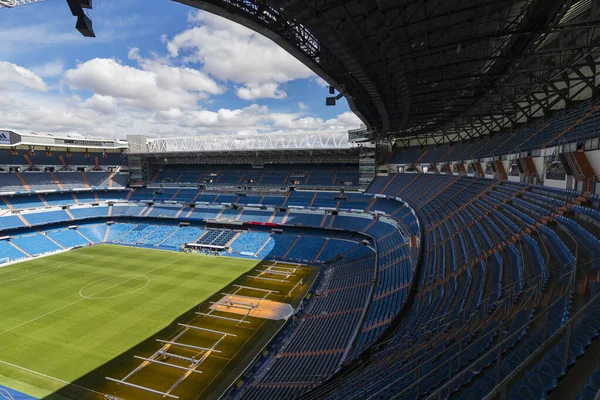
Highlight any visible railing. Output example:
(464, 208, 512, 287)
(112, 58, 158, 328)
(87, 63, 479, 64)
(563, 149, 598, 194)
(328, 242, 581, 400)
(481, 260, 600, 400)
(538, 144, 564, 184)
(300, 180, 597, 399)
(321, 267, 547, 400)
(425, 255, 600, 400)
(564, 150, 585, 182)
(380, 286, 544, 400)
(584, 174, 599, 195)
(481, 295, 600, 399)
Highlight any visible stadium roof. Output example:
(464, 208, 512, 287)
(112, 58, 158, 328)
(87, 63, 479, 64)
(0, 129, 128, 150)
(177, 0, 600, 142)
(131, 131, 354, 154)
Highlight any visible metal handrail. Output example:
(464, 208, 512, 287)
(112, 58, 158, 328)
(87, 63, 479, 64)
(306, 264, 539, 400)
(350, 273, 547, 400)
(374, 250, 541, 358)
(565, 151, 585, 182)
(481, 280, 600, 400)
(369, 196, 538, 357)
(425, 255, 600, 400)
(377, 252, 593, 400)
(584, 174, 599, 194)
(301, 177, 593, 399)
(382, 288, 542, 400)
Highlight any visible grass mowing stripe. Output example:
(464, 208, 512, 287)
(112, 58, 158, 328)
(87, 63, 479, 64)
(0, 254, 190, 338)
(0, 245, 259, 399)
(0, 358, 105, 397)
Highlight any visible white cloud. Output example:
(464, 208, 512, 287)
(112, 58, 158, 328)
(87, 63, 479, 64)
(0, 92, 95, 133)
(81, 94, 117, 115)
(64, 58, 159, 99)
(326, 111, 363, 128)
(161, 104, 361, 135)
(0, 14, 363, 139)
(63, 53, 223, 112)
(237, 83, 287, 100)
(167, 11, 314, 100)
(0, 24, 81, 58)
(32, 59, 64, 78)
(0, 82, 360, 138)
(0, 62, 47, 91)
(314, 77, 329, 87)
(156, 108, 185, 121)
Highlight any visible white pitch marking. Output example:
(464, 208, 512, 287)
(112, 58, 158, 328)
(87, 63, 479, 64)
(0, 358, 104, 397)
(78, 275, 151, 300)
(0, 254, 96, 284)
(0, 254, 189, 337)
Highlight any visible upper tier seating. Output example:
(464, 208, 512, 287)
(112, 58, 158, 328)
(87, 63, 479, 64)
(2, 194, 46, 209)
(0, 172, 127, 192)
(22, 209, 71, 225)
(0, 174, 29, 191)
(387, 99, 600, 165)
(0, 149, 123, 166)
(0, 190, 128, 212)
(151, 163, 360, 187)
(70, 206, 109, 219)
(0, 215, 25, 230)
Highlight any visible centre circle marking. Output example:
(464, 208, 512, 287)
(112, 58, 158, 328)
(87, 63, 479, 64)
(78, 274, 151, 300)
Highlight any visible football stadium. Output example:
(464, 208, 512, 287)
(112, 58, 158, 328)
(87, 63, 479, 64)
(1, 0, 600, 400)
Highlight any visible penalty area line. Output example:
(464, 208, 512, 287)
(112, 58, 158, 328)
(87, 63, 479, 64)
(0, 255, 96, 284)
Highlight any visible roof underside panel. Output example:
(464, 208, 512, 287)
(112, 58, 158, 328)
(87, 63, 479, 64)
(178, 0, 600, 141)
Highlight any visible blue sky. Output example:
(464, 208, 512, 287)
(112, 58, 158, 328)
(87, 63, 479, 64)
(0, 0, 360, 138)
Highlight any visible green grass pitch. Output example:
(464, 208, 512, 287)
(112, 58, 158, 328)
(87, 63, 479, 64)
(0, 244, 274, 400)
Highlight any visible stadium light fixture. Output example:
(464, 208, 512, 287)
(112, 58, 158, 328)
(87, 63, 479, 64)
(326, 93, 344, 106)
(66, 0, 95, 37)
